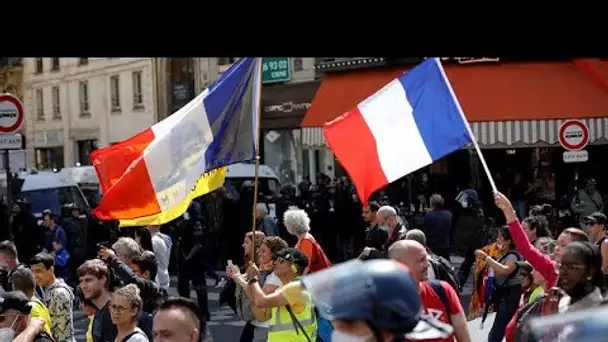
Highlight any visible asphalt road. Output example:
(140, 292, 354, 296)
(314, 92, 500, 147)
(73, 255, 475, 342)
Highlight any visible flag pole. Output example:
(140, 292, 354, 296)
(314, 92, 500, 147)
(251, 57, 263, 264)
(433, 58, 498, 193)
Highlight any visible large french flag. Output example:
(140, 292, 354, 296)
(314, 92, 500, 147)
(324, 58, 473, 203)
(92, 58, 262, 223)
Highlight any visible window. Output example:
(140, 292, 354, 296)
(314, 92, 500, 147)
(132, 71, 143, 108)
(51, 86, 61, 119)
(35, 58, 43, 74)
(78, 58, 88, 66)
(51, 58, 60, 71)
(110, 75, 120, 111)
(218, 57, 238, 65)
(293, 58, 303, 72)
(79, 81, 90, 114)
(36, 89, 44, 120)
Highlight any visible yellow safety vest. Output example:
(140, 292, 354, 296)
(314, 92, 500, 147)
(268, 292, 317, 342)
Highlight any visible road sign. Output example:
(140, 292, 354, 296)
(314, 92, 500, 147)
(0, 134, 22, 149)
(0, 149, 27, 172)
(262, 58, 291, 84)
(0, 93, 24, 134)
(563, 150, 589, 163)
(558, 119, 589, 151)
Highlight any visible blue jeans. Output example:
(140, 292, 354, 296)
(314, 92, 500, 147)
(514, 200, 528, 222)
(488, 286, 521, 342)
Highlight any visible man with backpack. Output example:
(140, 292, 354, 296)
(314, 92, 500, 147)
(405, 229, 461, 292)
(389, 240, 472, 342)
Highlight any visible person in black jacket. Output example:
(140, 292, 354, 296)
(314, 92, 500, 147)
(362, 201, 387, 253)
(98, 247, 166, 314)
(361, 206, 406, 260)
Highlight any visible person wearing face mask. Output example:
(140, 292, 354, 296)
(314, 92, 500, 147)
(571, 178, 604, 234)
(1, 291, 54, 342)
(301, 258, 453, 342)
(361, 206, 406, 260)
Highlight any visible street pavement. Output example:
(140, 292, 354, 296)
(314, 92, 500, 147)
(73, 255, 475, 342)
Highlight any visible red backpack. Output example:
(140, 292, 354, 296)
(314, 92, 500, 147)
(299, 237, 331, 273)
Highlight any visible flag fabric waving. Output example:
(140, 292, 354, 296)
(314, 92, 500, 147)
(92, 57, 262, 223)
(323, 58, 472, 204)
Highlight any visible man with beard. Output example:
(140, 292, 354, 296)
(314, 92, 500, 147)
(361, 201, 386, 253)
(78, 259, 114, 342)
(361, 205, 404, 260)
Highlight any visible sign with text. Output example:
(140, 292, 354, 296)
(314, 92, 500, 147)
(563, 150, 589, 163)
(0, 134, 22, 149)
(262, 58, 291, 84)
(0, 93, 24, 134)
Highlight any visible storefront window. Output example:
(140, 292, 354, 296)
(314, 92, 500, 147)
(77, 139, 98, 166)
(262, 129, 299, 186)
(35, 147, 64, 170)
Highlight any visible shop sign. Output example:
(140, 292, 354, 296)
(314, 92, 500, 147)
(262, 58, 291, 84)
(264, 101, 311, 114)
(563, 150, 589, 163)
(559, 119, 589, 151)
(439, 57, 500, 64)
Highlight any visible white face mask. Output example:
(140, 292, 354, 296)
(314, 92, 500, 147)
(0, 328, 15, 342)
(0, 316, 18, 342)
(331, 329, 373, 342)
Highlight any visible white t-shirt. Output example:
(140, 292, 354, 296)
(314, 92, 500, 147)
(118, 327, 149, 342)
(252, 272, 283, 328)
(151, 232, 172, 289)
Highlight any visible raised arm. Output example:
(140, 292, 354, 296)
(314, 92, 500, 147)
(494, 192, 558, 288)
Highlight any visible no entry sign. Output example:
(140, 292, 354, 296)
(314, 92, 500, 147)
(0, 94, 24, 134)
(559, 119, 589, 151)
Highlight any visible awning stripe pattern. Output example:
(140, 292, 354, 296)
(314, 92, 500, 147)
(301, 117, 608, 149)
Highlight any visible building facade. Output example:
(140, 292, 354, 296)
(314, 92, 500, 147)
(154, 58, 322, 186)
(302, 57, 608, 202)
(22, 58, 157, 169)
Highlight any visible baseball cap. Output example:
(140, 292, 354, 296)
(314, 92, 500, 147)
(276, 248, 309, 272)
(0, 291, 31, 315)
(585, 212, 607, 225)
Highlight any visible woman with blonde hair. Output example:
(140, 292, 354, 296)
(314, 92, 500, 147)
(109, 284, 149, 342)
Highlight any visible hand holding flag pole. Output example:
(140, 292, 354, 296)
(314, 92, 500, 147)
(432, 57, 498, 193)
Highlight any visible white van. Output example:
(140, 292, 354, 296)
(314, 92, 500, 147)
(58, 166, 101, 207)
(1, 170, 90, 217)
(224, 162, 281, 219)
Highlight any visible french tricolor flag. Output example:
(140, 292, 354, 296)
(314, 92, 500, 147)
(324, 58, 474, 203)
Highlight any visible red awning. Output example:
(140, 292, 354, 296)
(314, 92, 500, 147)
(301, 61, 608, 127)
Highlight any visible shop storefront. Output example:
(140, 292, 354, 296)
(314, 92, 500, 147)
(301, 59, 608, 209)
(34, 130, 64, 169)
(261, 80, 321, 185)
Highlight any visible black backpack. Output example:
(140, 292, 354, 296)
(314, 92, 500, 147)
(429, 254, 460, 293)
(513, 295, 544, 342)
